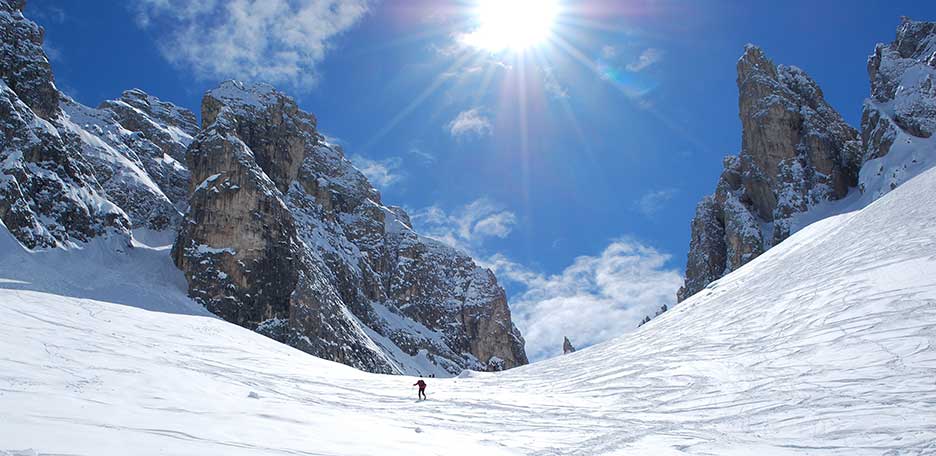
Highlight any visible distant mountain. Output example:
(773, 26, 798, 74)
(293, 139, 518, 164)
(0, 0, 526, 376)
(673, 18, 936, 307)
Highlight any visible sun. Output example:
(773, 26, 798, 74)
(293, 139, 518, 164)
(464, 0, 560, 52)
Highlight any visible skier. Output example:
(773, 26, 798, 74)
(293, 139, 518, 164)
(413, 377, 427, 400)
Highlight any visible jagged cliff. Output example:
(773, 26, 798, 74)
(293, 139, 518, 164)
(678, 45, 861, 302)
(0, 1, 527, 376)
(0, 0, 131, 249)
(860, 18, 936, 200)
(172, 82, 527, 375)
(678, 19, 936, 303)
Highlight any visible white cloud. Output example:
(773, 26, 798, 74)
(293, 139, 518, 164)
(601, 45, 617, 59)
(542, 66, 569, 100)
(634, 188, 677, 216)
(349, 155, 403, 189)
(132, 0, 371, 88)
(473, 211, 517, 238)
(626, 48, 664, 72)
(488, 240, 683, 361)
(411, 198, 516, 252)
(447, 108, 493, 139)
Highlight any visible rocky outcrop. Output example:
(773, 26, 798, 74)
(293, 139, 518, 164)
(59, 91, 195, 232)
(0, 0, 55, 120)
(678, 46, 861, 302)
(860, 18, 936, 200)
(174, 81, 527, 375)
(679, 20, 936, 304)
(563, 337, 575, 354)
(0, 0, 132, 249)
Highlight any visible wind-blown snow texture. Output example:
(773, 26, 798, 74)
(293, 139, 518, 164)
(3, 153, 936, 455)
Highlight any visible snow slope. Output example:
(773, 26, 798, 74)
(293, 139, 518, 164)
(2, 166, 936, 454)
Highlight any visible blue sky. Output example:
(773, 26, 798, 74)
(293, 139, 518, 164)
(30, 0, 936, 360)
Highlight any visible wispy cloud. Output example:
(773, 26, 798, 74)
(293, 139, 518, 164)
(131, 0, 371, 89)
(447, 108, 493, 139)
(542, 66, 569, 100)
(31, 4, 66, 24)
(634, 188, 677, 216)
(42, 40, 63, 63)
(626, 48, 664, 72)
(407, 144, 436, 164)
(411, 198, 516, 253)
(488, 240, 682, 361)
(350, 155, 404, 189)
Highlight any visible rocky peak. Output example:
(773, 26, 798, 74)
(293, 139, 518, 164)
(563, 336, 576, 354)
(0, 0, 57, 120)
(200, 81, 322, 195)
(0, 1, 133, 249)
(98, 89, 199, 165)
(861, 19, 936, 200)
(109, 89, 199, 136)
(1, 2, 203, 247)
(737, 44, 779, 82)
(678, 46, 861, 302)
(174, 81, 527, 376)
(60, 89, 194, 231)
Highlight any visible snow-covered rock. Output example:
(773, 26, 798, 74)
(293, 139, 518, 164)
(0, 0, 55, 120)
(860, 17, 936, 200)
(678, 45, 862, 302)
(0, 1, 132, 249)
(58, 92, 194, 231)
(174, 81, 527, 375)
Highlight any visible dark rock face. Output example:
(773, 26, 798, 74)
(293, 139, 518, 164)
(0, 0, 56, 120)
(174, 82, 527, 375)
(678, 46, 861, 302)
(563, 336, 576, 354)
(0, 1, 131, 249)
(860, 18, 936, 200)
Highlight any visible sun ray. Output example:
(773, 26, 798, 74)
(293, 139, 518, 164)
(360, 47, 480, 152)
(547, 34, 711, 156)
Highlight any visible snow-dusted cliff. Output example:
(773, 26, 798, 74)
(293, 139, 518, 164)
(173, 81, 526, 375)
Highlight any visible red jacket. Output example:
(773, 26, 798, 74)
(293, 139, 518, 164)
(414, 380, 426, 389)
